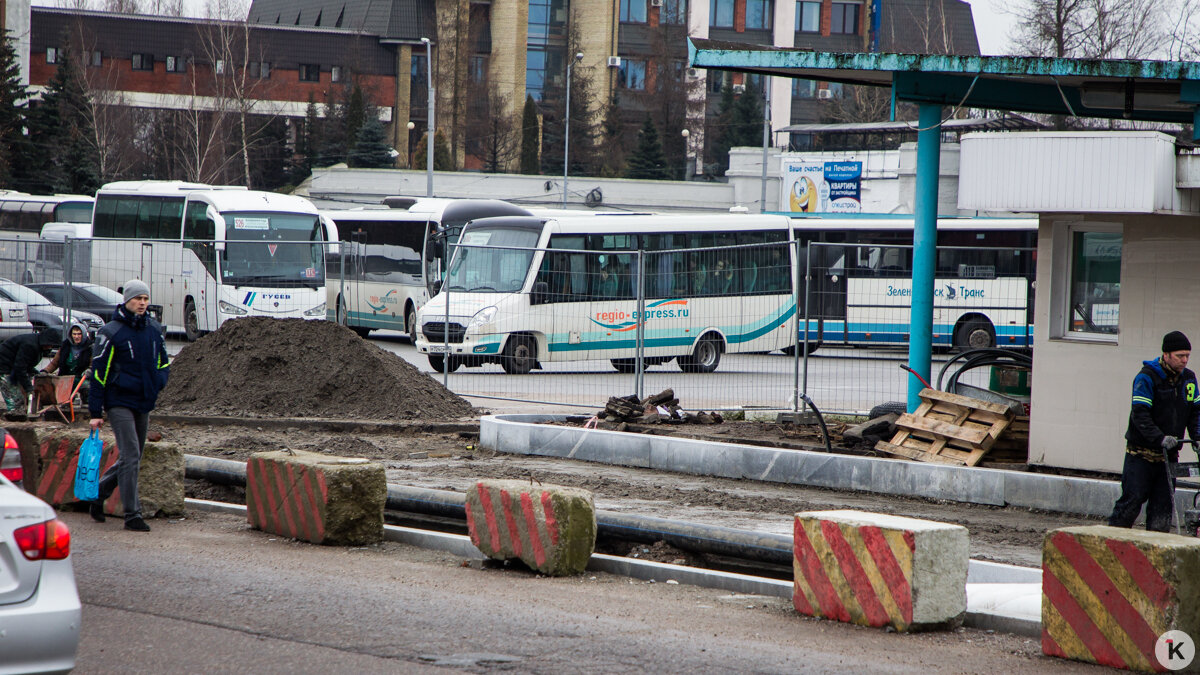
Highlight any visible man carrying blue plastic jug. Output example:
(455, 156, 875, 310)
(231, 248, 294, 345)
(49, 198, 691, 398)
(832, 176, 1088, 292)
(86, 279, 170, 533)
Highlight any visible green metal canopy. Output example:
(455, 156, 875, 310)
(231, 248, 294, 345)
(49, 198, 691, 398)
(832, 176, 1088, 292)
(688, 38, 1200, 128)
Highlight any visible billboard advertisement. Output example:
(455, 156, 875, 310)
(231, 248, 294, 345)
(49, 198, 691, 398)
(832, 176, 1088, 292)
(781, 159, 863, 213)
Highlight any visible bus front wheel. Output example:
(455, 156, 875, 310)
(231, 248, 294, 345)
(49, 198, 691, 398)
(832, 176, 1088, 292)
(184, 300, 201, 342)
(680, 335, 722, 373)
(428, 354, 460, 373)
(406, 304, 418, 343)
(955, 319, 995, 350)
(502, 336, 537, 375)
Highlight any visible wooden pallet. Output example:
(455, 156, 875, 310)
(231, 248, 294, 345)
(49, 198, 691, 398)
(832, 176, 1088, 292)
(874, 388, 1015, 466)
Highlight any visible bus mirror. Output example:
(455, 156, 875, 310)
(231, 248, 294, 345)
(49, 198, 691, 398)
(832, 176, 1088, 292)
(428, 241, 443, 261)
(532, 281, 549, 305)
(430, 279, 443, 296)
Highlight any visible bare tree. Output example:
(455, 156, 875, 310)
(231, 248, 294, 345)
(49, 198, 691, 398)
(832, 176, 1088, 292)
(465, 90, 520, 173)
(1010, 0, 1168, 59)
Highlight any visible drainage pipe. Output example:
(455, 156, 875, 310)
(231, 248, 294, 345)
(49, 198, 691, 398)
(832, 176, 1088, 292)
(186, 455, 794, 566)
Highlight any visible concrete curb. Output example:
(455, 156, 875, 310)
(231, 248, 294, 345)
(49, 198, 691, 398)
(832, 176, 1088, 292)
(155, 414, 478, 435)
(183, 498, 1041, 636)
(479, 414, 1199, 518)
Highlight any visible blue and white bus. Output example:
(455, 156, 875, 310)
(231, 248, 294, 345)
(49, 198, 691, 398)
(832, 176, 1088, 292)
(413, 213, 1037, 372)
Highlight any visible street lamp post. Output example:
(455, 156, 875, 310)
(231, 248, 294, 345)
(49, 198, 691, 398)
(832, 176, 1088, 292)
(406, 121, 416, 168)
(563, 52, 583, 209)
(680, 129, 690, 180)
(421, 37, 434, 198)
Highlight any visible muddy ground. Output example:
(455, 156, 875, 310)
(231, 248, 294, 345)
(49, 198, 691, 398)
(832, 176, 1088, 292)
(166, 416, 1105, 569)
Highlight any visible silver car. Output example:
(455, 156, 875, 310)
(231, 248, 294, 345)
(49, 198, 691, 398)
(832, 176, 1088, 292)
(0, 437, 81, 674)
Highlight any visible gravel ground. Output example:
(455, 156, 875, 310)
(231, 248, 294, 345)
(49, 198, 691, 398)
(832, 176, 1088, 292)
(166, 418, 1105, 568)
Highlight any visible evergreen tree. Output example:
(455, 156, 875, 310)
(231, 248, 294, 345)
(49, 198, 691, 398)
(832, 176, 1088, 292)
(624, 116, 668, 180)
(345, 83, 366, 155)
(315, 86, 348, 167)
(0, 30, 27, 188)
(729, 83, 764, 147)
(708, 81, 736, 177)
(24, 36, 99, 193)
(519, 95, 540, 175)
(413, 130, 454, 171)
(347, 117, 395, 168)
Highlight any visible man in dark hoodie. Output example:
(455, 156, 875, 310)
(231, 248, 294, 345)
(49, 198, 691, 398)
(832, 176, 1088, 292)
(42, 324, 93, 402)
(0, 327, 61, 411)
(87, 279, 169, 532)
(1109, 330, 1200, 532)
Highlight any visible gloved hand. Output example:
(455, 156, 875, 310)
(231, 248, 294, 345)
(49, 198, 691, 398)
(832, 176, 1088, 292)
(1162, 435, 1181, 452)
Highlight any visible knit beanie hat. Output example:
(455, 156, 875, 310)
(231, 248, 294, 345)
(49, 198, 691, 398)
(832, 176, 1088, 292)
(1163, 330, 1191, 353)
(123, 279, 151, 303)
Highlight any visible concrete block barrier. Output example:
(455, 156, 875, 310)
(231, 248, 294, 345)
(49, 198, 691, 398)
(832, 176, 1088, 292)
(465, 480, 596, 576)
(1042, 526, 1200, 672)
(793, 510, 968, 631)
(9, 426, 184, 517)
(246, 450, 385, 546)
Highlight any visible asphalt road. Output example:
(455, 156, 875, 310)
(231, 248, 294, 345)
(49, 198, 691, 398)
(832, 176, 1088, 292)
(167, 331, 994, 415)
(67, 509, 1102, 675)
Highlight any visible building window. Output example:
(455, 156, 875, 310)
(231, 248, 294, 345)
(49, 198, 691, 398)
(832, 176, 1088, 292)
(792, 79, 815, 98)
(796, 0, 820, 31)
(46, 47, 58, 64)
(1069, 229, 1122, 336)
(165, 56, 184, 73)
(618, 58, 646, 90)
(710, 0, 734, 27)
(830, 2, 860, 34)
(90, 50, 102, 67)
(469, 55, 487, 82)
(826, 81, 843, 98)
(249, 61, 270, 78)
(662, 0, 686, 24)
(299, 63, 320, 82)
(620, 0, 647, 23)
(215, 59, 226, 75)
(745, 0, 773, 29)
(710, 70, 728, 93)
(331, 66, 343, 82)
(131, 53, 153, 71)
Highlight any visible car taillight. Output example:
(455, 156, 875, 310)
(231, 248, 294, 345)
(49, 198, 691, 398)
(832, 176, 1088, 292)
(13, 519, 71, 561)
(1, 432, 20, 482)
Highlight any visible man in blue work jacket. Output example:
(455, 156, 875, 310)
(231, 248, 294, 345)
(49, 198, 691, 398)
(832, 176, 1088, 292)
(1109, 330, 1200, 532)
(87, 279, 170, 532)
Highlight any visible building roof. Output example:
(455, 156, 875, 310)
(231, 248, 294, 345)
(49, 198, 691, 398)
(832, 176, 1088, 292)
(246, 0, 433, 43)
(689, 39, 1200, 126)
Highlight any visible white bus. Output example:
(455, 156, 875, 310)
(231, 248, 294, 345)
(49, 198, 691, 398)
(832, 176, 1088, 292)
(415, 213, 798, 373)
(413, 213, 1038, 372)
(89, 181, 335, 340)
(0, 192, 94, 283)
(790, 216, 1037, 351)
(325, 198, 531, 340)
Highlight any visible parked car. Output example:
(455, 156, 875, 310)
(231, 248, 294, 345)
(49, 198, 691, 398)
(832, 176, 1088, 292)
(27, 282, 164, 327)
(0, 434, 81, 674)
(0, 430, 22, 489)
(0, 298, 32, 342)
(0, 279, 104, 336)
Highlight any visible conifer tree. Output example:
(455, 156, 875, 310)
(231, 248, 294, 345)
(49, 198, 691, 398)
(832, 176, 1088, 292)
(0, 30, 27, 188)
(624, 116, 669, 180)
(24, 36, 100, 193)
(347, 117, 395, 168)
(519, 95, 540, 175)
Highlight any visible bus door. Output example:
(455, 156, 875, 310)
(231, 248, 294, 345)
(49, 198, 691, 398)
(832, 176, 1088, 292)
(806, 243, 847, 345)
(533, 235, 590, 361)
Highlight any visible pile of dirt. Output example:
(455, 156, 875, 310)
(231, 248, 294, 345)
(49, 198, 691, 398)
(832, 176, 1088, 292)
(158, 317, 474, 420)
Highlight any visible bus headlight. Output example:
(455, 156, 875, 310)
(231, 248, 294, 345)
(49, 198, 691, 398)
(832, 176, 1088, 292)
(218, 300, 248, 315)
(303, 302, 327, 317)
(468, 306, 497, 330)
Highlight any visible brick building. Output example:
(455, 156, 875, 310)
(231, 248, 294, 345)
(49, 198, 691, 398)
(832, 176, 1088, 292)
(17, 0, 978, 177)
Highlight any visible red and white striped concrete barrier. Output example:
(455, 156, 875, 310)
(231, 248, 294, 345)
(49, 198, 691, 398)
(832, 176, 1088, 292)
(1043, 525, 1200, 672)
(465, 480, 596, 576)
(246, 450, 385, 546)
(793, 510, 968, 631)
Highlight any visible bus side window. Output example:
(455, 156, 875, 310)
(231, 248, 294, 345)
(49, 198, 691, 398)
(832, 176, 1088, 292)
(183, 202, 217, 278)
(159, 198, 185, 239)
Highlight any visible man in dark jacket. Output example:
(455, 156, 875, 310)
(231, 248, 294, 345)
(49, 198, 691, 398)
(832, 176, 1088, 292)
(88, 280, 169, 532)
(42, 324, 93, 402)
(1109, 330, 1200, 532)
(0, 328, 61, 411)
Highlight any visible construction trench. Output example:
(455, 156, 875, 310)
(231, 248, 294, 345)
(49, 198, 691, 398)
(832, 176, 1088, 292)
(44, 317, 1196, 660)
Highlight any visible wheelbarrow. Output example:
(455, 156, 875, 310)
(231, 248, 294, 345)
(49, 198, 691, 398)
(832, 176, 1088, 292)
(29, 373, 85, 423)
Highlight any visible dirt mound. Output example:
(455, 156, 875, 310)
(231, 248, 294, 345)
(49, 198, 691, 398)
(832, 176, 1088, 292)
(158, 317, 474, 420)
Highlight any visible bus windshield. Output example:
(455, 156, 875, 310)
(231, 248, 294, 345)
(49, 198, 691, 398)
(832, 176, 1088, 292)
(445, 227, 540, 293)
(222, 211, 326, 287)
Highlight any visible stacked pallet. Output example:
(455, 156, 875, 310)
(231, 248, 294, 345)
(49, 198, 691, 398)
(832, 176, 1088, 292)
(987, 416, 1029, 464)
(874, 388, 1015, 467)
